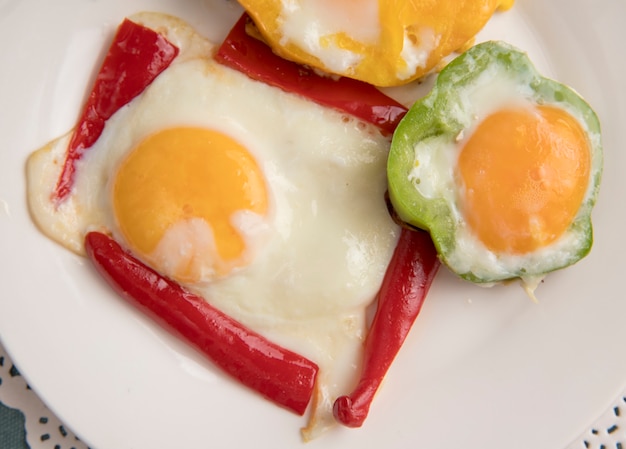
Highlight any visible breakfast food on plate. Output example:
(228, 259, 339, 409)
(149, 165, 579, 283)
(24, 2, 603, 443)
(236, 0, 515, 86)
(26, 11, 429, 439)
(387, 41, 603, 297)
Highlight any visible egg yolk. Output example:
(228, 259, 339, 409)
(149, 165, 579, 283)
(239, 0, 514, 86)
(113, 127, 268, 283)
(458, 105, 591, 254)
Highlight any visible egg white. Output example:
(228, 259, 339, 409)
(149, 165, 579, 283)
(26, 11, 400, 436)
(278, 0, 380, 74)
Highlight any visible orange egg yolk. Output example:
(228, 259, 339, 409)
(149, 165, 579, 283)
(113, 127, 268, 283)
(458, 105, 590, 254)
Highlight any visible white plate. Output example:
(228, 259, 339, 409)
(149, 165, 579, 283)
(1, 1, 625, 448)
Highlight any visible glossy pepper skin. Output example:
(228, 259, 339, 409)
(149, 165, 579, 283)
(333, 227, 440, 427)
(53, 19, 179, 204)
(215, 14, 408, 135)
(84, 231, 319, 416)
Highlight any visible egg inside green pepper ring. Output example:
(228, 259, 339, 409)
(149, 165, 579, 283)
(387, 41, 603, 296)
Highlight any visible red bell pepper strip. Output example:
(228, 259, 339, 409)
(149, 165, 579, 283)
(84, 231, 319, 416)
(215, 14, 408, 135)
(333, 227, 440, 427)
(53, 19, 179, 204)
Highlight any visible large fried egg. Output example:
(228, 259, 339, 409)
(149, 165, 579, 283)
(26, 12, 399, 436)
(388, 41, 602, 295)
(237, 0, 514, 86)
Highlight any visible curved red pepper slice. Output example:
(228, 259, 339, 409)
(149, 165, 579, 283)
(53, 19, 179, 204)
(84, 231, 319, 416)
(215, 14, 408, 135)
(333, 227, 440, 427)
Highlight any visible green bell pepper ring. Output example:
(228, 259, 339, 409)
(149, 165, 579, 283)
(387, 41, 603, 285)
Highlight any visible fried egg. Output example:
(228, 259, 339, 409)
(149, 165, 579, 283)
(387, 41, 602, 295)
(237, 0, 515, 86)
(26, 12, 400, 436)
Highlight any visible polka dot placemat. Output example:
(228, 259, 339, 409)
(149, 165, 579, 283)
(566, 393, 626, 449)
(0, 344, 89, 449)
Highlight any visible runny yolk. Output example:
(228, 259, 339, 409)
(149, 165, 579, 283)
(113, 127, 268, 283)
(458, 105, 591, 254)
